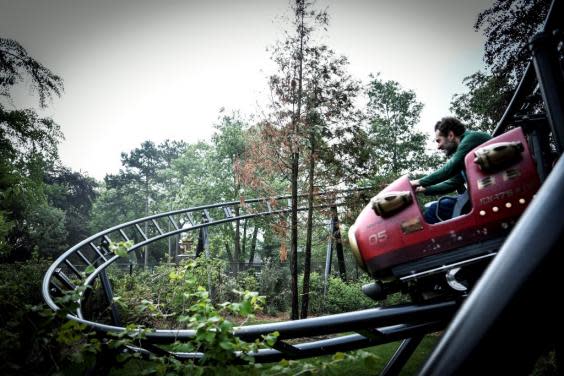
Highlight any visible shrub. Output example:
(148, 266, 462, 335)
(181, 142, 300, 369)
(0, 255, 96, 375)
(298, 271, 324, 314)
(236, 271, 259, 292)
(297, 272, 377, 315)
(257, 259, 291, 315)
(323, 276, 376, 314)
(0, 256, 51, 373)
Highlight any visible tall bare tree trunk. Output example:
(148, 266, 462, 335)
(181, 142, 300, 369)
(241, 219, 248, 268)
(290, 0, 305, 320)
(248, 226, 258, 266)
(234, 208, 241, 274)
(224, 242, 234, 264)
(144, 176, 149, 270)
(332, 206, 347, 281)
(290, 153, 300, 320)
(301, 135, 315, 319)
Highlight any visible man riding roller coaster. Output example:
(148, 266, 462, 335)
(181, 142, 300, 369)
(411, 117, 491, 224)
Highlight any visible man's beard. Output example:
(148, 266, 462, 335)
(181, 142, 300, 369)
(443, 140, 457, 157)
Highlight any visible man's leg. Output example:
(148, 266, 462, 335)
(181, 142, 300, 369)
(423, 197, 458, 223)
(423, 201, 440, 224)
(436, 196, 457, 221)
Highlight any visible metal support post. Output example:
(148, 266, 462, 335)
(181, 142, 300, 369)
(99, 269, 121, 326)
(530, 31, 564, 153)
(380, 335, 424, 376)
(195, 213, 209, 258)
(322, 219, 333, 302)
(331, 206, 347, 281)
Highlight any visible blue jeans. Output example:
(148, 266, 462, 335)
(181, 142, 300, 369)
(423, 196, 458, 224)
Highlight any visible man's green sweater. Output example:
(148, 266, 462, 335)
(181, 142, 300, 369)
(420, 131, 491, 196)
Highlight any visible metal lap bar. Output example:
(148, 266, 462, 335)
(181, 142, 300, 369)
(151, 219, 164, 235)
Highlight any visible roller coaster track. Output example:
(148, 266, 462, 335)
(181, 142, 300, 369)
(43, 1, 564, 373)
(42, 188, 370, 318)
(41, 186, 462, 372)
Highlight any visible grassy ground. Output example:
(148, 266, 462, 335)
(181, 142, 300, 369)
(296, 335, 440, 376)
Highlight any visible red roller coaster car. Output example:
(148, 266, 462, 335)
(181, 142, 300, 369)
(349, 126, 542, 300)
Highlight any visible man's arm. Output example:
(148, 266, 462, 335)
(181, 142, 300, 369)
(419, 132, 491, 187)
(411, 179, 426, 193)
(423, 174, 465, 196)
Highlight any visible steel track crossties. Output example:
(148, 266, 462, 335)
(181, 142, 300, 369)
(42, 188, 458, 365)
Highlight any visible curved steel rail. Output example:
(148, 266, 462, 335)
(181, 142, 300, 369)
(43, 187, 461, 364)
(42, 188, 370, 316)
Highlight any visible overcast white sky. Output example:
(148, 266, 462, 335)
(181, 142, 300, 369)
(1, 0, 493, 180)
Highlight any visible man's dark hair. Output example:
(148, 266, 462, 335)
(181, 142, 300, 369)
(434, 117, 466, 137)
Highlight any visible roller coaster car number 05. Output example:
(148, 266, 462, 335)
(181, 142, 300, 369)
(369, 230, 388, 245)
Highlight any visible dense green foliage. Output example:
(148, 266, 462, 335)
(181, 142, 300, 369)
(450, 71, 513, 133)
(362, 74, 439, 182)
(476, 0, 551, 82)
(0, 256, 51, 373)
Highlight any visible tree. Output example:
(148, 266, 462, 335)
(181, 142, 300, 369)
(299, 45, 361, 319)
(212, 112, 248, 272)
(93, 140, 187, 267)
(170, 113, 259, 268)
(1, 156, 68, 259)
(173, 141, 217, 207)
(0, 106, 62, 163)
(44, 166, 98, 247)
(238, 0, 361, 319)
(475, 0, 551, 83)
(0, 107, 64, 259)
(363, 74, 436, 183)
(287, 0, 306, 321)
(1, 38, 63, 108)
(450, 72, 513, 133)
(0, 38, 64, 261)
(450, 0, 551, 132)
